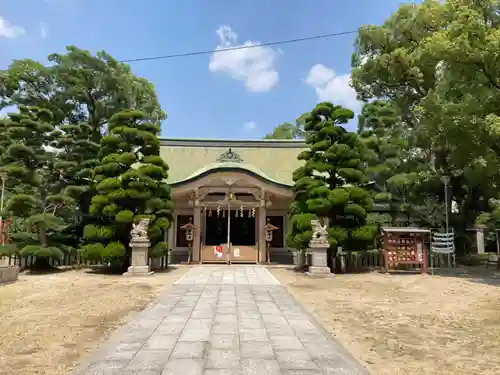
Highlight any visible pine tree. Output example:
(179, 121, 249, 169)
(80, 110, 172, 269)
(288, 102, 375, 253)
(49, 122, 101, 249)
(0, 107, 73, 267)
(357, 100, 406, 225)
(1, 47, 167, 249)
(358, 101, 440, 227)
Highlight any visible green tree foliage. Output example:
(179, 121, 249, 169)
(48, 122, 101, 247)
(264, 122, 302, 140)
(1, 46, 166, 131)
(263, 113, 308, 139)
(288, 102, 375, 252)
(80, 110, 172, 267)
(0, 107, 72, 266)
(356, 100, 434, 227)
(47, 46, 166, 136)
(0, 60, 59, 114)
(351, 0, 500, 233)
(358, 101, 404, 226)
(0, 46, 166, 249)
(358, 101, 406, 182)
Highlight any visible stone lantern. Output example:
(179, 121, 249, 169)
(307, 219, 332, 277)
(180, 218, 197, 264)
(263, 218, 279, 264)
(123, 218, 153, 277)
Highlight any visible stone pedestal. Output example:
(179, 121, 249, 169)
(476, 226, 485, 254)
(292, 251, 299, 268)
(293, 250, 306, 270)
(0, 265, 19, 284)
(150, 257, 162, 270)
(306, 247, 332, 277)
(306, 219, 332, 277)
(123, 239, 154, 277)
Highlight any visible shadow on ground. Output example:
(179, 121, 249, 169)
(432, 266, 500, 287)
(21, 267, 76, 276)
(83, 265, 179, 275)
(289, 264, 500, 287)
(21, 265, 180, 276)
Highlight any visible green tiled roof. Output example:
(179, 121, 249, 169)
(160, 138, 307, 186)
(172, 162, 291, 186)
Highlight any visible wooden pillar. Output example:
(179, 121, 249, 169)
(168, 216, 175, 250)
(258, 197, 267, 264)
(383, 231, 389, 273)
(192, 202, 202, 263)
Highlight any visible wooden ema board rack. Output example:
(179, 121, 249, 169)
(382, 229, 428, 273)
(201, 245, 258, 264)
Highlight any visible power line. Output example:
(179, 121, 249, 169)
(118, 29, 359, 63)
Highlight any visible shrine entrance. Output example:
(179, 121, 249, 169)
(169, 156, 294, 264)
(205, 211, 256, 247)
(200, 192, 259, 264)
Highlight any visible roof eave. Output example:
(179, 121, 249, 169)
(170, 163, 293, 189)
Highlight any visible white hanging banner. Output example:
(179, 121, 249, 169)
(417, 243, 423, 262)
(234, 248, 240, 257)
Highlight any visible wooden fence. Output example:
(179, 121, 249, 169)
(343, 250, 382, 271)
(5, 253, 169, 271)
(5, 250, 452, 273)
(6, 253, 100, 269)
(342, 250, 451, 272)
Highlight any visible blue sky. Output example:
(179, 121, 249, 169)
(0, 0, 412, 139)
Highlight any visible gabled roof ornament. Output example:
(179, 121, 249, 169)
(216, 148, 243, 163)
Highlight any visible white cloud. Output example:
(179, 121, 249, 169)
(40, 22, 49, 39)
(0, 16, 25, 38)
(305, 64, 361, 112)
(243, 121, 256, 131)
(209, 25, 280, 92)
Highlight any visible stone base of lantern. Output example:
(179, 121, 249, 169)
(306, 266, 333, 278)
(305, 247, 333, 278)
(123, 266, 154, 277)
(123, 239, 154, 277)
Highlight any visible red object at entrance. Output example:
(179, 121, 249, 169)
(213, 246, 223, 258)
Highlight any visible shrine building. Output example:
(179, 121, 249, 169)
(161, 138, 307, 264)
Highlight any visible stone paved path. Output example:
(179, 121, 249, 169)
(75, 266, 369, 375)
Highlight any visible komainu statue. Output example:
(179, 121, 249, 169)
(131, 218, 150, 241)
(309, 219, 329, 248)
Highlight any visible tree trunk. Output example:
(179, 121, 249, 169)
(32, 225, 53, 270)
(38, 225, 48, 247)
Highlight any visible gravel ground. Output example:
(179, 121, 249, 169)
(0, 266, 189, 375)
(270, 267, 500, 375)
